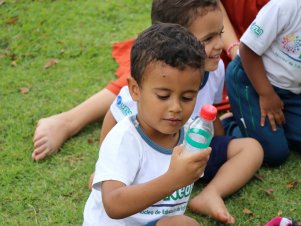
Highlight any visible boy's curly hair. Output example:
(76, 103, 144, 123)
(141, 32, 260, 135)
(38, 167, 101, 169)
(151, 0, 219, 27)
(131, 23, 206, 86)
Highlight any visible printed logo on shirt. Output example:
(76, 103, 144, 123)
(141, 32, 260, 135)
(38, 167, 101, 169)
(163, 184, 193, 201)
(281, 33, 301, 61)
(250, 22, 263, 37)
(116, 95, 132, 116)
(139, 184, 193, 217)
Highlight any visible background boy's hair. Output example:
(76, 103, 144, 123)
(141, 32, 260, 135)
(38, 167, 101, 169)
(130, 23, 205, 86)
(151, 0, 219, 27)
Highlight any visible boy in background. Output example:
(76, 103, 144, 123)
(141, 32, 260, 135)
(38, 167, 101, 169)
(32, 0, 253, 160)
(84, 22, 210, 226)
(225, 0, 301, 166)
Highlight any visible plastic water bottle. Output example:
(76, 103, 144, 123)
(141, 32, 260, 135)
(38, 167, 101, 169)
(183, 104, 217, 154)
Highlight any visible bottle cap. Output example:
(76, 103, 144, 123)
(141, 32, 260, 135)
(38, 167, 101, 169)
(199, 104, 217, 121)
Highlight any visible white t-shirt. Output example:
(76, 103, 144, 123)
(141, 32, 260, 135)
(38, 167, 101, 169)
(111, 60, 225, 122)
(240, 0, 301, 94)
(83, 116, 193, 226)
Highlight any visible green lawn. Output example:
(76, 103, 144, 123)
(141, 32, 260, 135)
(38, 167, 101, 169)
(1, 1, 301, 225)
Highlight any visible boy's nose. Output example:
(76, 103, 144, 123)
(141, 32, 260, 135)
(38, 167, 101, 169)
(215, 36, 224, 50)
(169, 98, 182, 112)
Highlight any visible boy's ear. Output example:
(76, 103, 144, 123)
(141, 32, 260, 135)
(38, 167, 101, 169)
(127, 77, 140, 101)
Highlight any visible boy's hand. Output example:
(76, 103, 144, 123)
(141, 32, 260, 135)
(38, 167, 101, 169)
(167, 144, 211, 189)
(259, 91, 285, 131)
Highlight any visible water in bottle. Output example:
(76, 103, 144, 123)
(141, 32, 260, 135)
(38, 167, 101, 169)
(183, 104, 217, 154)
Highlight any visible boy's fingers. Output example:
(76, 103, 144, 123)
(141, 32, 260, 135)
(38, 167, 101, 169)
(275, 111, 285, 126)
(191, 147, 211, 161)
(267, 113, 277, 131)
(173, 146, 211, 162)
(172, 144, 184, 156)
(260, 111, 266, 127)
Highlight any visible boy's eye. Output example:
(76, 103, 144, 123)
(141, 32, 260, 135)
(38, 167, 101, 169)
(182, 96, 194, 102)
(203, 37, 213, 43)
(201, 30, 224, 44)
(157, 95, 169, 100)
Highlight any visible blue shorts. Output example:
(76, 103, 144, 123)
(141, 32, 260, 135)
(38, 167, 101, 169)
(225, 56, 301, 166)
(144, 219, 159, 226)
(201, 136, 233, 183)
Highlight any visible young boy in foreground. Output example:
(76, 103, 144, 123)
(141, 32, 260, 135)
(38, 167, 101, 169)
(92, 0, 264, 224)
(84, 23, 210, 226)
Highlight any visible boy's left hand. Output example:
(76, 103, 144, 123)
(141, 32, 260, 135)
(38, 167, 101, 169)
(259, 91, 285, 131)
(167, 145, 211, 188)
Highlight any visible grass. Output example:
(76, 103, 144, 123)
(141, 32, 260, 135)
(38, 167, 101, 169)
(1, 0, 301, 225)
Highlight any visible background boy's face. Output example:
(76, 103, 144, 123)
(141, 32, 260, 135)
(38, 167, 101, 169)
(189, 8, 224, 72)
(129, 61, 202, 141)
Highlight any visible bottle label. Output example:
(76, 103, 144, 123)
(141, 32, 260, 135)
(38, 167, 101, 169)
(185, 128, 212, 149)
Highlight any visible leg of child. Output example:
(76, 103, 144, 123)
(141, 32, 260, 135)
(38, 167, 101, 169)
(189, 138, 263, 224)
(155, 215, 200, 226)
(32, 89, 116, 160)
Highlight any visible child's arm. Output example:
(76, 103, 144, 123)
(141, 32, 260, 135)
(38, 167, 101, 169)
(213, 118, 225, 136)
(99, 110, 117, 144)
(101, 146, 211, 219)
(239, 43, 285, 131)
(219, 1, 239, 60)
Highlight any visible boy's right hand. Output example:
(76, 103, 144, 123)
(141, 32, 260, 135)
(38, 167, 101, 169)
(167, 144, 211, 189)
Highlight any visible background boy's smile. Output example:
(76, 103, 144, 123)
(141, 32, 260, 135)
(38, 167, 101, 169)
(189, 8, 224, 72)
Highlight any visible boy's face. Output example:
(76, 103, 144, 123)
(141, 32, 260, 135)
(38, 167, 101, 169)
(129, 61, 202, 143)
(189, 8, 224, 72)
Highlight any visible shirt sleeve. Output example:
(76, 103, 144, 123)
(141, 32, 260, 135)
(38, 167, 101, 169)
(110, 86, 137, 122)
(93, 120, 142, 189)
(213, 60, 224, 104)
(240, 1, 289, 55)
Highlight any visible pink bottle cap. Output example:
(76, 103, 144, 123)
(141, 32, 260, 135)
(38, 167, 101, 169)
(199, 104, 217, 121)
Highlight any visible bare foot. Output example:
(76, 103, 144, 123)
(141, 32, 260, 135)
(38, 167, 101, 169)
(32, 114, 74, 160)
(188, 188, 235, 224)
(88, 172, 95, 191)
